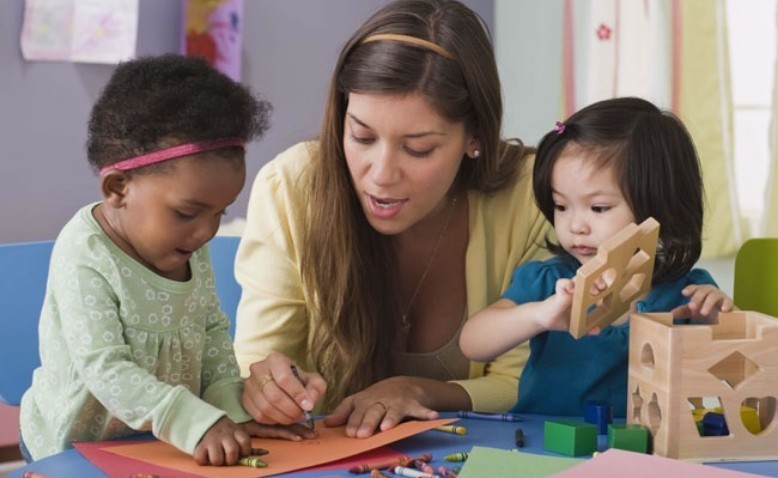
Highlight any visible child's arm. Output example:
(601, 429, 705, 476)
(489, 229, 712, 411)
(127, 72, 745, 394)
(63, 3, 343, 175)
(460, 278, 576, 362)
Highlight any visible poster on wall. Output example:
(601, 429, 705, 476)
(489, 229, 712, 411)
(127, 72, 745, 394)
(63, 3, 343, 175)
(182, 0, 243, 82)
(20, 0, 138, 64)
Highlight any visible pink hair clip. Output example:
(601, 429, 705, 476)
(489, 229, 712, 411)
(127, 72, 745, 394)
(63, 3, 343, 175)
(554, 121, 566, 135)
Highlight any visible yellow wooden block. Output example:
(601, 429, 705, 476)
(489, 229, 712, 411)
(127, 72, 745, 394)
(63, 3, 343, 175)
(740, 406, 761, 434)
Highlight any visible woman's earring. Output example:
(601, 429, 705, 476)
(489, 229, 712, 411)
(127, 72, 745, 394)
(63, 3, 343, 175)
(472, 149, 480, 158)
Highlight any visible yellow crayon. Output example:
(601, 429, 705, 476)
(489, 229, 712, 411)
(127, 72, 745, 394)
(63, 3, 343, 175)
(434, 425, 467, 435)
(238, 456, 267, 468)
(444, 452, 468, 462)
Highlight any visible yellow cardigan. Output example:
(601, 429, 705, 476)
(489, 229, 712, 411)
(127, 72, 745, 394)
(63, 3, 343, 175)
(234, 141, 551, 412)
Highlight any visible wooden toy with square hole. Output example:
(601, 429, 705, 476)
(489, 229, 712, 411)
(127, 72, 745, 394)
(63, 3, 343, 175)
(568, 217, 660, 339)
(628, 310, 778, 461)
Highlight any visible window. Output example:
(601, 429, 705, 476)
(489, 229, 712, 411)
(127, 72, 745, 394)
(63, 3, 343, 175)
(727, 0, 777, 236)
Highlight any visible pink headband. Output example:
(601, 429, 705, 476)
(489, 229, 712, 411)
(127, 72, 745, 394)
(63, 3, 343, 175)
(99, 138, 245, 175)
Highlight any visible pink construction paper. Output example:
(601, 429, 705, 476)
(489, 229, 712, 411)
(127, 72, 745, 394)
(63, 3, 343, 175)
(552, 448, 761, 477)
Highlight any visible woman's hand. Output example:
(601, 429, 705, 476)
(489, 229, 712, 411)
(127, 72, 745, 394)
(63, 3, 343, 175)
(671, 284, 734, 323)
(242, 351, 327, 426)
(324, 376, 455, 438)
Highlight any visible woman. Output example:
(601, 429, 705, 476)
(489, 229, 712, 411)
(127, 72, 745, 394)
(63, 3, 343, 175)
(234, 0, 550, 438)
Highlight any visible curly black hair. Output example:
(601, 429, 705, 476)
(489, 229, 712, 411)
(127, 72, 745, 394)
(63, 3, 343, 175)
(87, 53, 271, 172)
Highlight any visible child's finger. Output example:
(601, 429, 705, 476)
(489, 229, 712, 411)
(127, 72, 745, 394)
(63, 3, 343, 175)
(235, 427, 252, 457)
(670, 304, 690, 320)
(208, 442, 226, 467)
(222, 437, 243, 465)
(193, 444, 209, 466)
(720, 297, 734, 312)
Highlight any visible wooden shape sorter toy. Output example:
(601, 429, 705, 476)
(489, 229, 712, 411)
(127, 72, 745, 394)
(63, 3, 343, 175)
(627, 311, 778, 462)
(569, 217, 659, 339)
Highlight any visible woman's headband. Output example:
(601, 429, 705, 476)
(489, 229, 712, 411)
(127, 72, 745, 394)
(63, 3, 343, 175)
(361, 33, 455, 60)
(99, 138, 245, 176)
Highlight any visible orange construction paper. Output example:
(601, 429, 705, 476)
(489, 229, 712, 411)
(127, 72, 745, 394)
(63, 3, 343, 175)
(104, 417, 455, 477)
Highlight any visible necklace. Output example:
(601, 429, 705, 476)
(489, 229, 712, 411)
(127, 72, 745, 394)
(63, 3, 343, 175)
(400, 196, 458, 334)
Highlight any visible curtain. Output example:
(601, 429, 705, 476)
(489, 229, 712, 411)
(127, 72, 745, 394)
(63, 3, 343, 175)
(561, 0, 743, 257)
(766, 5, 778, 237)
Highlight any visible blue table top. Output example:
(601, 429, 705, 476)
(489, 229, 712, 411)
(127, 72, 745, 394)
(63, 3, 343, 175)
(10, 413, 777, 477)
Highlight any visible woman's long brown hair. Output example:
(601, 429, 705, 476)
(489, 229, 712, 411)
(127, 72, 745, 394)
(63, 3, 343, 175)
(300, 0, 530, 410)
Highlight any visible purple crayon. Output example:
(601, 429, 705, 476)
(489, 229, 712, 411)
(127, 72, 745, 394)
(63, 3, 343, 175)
(438, 465, 459, 478)
(457, 411, 521, 422)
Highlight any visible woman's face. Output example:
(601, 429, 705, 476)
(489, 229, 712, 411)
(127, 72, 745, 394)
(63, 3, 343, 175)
(343, 92, 477, 236)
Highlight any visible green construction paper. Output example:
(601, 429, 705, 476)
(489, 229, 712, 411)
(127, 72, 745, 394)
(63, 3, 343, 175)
(458, 446, 584, 478)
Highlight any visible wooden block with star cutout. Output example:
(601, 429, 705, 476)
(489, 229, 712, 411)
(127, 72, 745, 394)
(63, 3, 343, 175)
(568, 217, 660, 339)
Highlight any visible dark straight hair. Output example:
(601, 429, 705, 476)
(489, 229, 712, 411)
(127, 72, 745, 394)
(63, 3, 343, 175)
(533, 97, 704, 284)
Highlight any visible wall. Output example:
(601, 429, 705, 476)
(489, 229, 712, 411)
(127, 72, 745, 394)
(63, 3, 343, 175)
(0, 0, 493, 243)
(495, 0, 562, 145)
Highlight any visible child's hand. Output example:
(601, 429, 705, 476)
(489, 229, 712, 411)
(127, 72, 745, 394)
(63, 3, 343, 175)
(536, 278, 576, 331)
(671, 284, 734, 323)
(240, 420, 317, 440)
(194, 416, 251, 466)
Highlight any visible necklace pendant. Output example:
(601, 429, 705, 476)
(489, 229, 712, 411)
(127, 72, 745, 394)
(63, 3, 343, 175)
(400, 314, 411, 334)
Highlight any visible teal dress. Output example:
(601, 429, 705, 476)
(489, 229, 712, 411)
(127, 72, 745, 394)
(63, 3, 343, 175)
(502, 256, 716, 418)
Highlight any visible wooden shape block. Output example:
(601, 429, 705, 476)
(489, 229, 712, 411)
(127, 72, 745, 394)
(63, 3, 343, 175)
(569, 217, 659, 339)
(740, 406, 762, 434)
(701, 412, 729, 437)
(607, 424, 649, 453)
(543, 420, 597, 456)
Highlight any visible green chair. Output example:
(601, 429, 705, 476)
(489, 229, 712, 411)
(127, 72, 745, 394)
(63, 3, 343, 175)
(733, 238, 778, 316)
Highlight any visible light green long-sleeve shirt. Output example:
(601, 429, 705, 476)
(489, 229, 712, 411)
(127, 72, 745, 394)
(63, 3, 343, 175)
(20, 204, 250, 460)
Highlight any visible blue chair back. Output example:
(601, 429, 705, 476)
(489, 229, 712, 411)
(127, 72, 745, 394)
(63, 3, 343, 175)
(0, 236, 242, 406)
(209, 235, 242, 338)
(0, 240, 53, 406)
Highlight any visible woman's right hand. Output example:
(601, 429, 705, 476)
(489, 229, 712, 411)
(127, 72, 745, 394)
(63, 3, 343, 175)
(241, 351, 327, 425)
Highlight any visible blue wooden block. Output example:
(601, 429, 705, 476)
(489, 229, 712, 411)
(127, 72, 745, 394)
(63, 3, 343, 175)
(584, 400, 613, 435)
(702, 412, 729, 436)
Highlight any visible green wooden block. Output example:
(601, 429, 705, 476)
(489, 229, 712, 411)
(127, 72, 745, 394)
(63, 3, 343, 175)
(543, 419, 598, 456)
(607, 424, 649, 453)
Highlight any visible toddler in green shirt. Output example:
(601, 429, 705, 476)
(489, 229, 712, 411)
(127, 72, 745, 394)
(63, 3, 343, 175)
(20, 54, 315, 465)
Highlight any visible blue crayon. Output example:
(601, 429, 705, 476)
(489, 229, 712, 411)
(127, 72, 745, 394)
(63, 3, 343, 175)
(457, 411, 522, 422)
